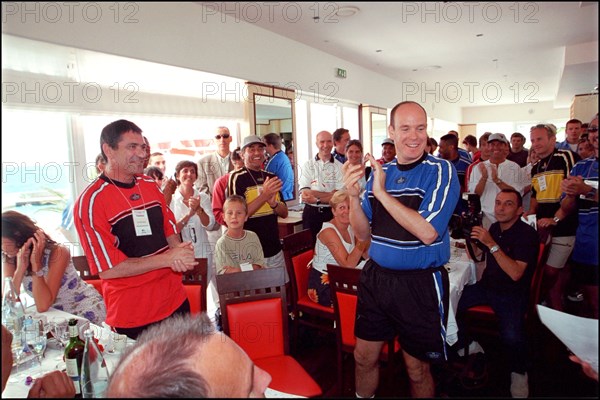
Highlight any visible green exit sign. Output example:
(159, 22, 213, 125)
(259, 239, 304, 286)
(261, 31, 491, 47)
(336, 68, 347, 79)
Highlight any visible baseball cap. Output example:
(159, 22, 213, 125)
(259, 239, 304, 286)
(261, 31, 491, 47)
(241, 135, 266, 150)
(487, 133, 509, 144)
(382, 138, 394, 146)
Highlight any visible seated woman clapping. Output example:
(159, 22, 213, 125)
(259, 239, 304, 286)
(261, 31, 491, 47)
(1, 211, 106, 325)
(307, 190, 370, 307)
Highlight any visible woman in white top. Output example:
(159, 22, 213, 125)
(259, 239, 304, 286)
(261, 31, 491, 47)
(169, 160, 216, 276)
(307, 190, 370, 307)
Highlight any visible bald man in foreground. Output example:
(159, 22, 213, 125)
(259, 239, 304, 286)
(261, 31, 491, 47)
(107, 313, 272, 398)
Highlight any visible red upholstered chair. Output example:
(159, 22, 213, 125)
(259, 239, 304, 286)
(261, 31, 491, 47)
(72, 255, 103, 297)
(282, 229, 335, 347)
(182, 258, 208, 315)
(465, 242, 549, 338)
(327, 264, 401, 395)
(216, 267, 322, 398)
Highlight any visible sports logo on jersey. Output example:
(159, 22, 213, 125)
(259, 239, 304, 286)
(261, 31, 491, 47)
(130, 193, 141, 201)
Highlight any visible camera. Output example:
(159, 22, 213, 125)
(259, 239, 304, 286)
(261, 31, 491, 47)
(461, 193, 483, 238)
(450, 193, 483, 244)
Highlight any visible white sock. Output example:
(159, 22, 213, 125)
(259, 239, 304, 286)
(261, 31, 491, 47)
(356, 392, 375, 398)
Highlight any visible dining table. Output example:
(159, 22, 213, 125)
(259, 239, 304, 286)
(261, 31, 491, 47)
(2, 306, 134, 399)
(3, 304, 304, 398)
(445, 239, 485, 346)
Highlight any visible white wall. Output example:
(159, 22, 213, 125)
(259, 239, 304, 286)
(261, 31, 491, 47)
(2, 2, 463, 123)
(462, 101, 570, 124)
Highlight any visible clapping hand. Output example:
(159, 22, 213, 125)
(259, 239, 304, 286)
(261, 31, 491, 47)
(169, 241, 197, 272)
(187, 196, 200, 212)
(262, 176, 283, 197)
(365, 153, 386, 197)
(343, 159, 365, 198)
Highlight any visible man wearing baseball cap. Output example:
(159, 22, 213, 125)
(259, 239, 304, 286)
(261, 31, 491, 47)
(468, 133, 527, 228)
(377, 138, 397, 164)
(227, 135, 288, 273)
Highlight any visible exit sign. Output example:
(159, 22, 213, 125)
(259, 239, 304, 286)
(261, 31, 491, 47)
(336, 68, 347, 79)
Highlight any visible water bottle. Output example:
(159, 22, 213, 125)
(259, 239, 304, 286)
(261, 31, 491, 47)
(2, 277, 26, 364)
(2, 277, 25, 335)
(81, 329, 110, 398)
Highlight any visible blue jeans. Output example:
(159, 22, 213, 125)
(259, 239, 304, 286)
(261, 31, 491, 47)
(456, 283, 529, 374)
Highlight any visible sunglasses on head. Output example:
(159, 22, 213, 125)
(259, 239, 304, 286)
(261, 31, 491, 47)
(215, 134, 230, 139)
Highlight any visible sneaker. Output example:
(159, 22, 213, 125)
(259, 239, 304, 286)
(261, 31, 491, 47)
(457, 340, 485, 357)
(510, 372, 529, 398)
(567, 290, 584, 302)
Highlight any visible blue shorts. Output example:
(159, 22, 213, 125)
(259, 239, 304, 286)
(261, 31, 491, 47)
(355, 259, 449, 363)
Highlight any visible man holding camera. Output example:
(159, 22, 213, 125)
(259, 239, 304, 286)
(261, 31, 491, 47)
(456, 188, 539, 398)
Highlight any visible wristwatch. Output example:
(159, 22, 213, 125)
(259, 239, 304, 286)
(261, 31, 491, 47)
(553, 216, 560, 224)
(489, 245, 500, 254)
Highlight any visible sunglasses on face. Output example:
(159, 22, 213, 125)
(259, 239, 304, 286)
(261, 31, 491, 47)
(215, 134, 231, 140)
(587, 126, 598, 133)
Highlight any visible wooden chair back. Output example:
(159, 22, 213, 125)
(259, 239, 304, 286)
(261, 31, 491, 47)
(72, 255, 99, 279)
(216, 267, 289, 359)
(282, 229, 334, 344)
(182, 258, 208, 314)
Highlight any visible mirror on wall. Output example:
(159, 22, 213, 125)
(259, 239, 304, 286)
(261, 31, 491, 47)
(246, 83, 297, 202)
(254, 95, 293, 152)
(370, 112, 388, 152)
(359, 104, 388, 157)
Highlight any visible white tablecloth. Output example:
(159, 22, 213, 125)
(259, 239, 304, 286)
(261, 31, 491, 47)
(3, 307, 133, 399)
(446, 240, 482, 346)
(4, 307, 303, 398)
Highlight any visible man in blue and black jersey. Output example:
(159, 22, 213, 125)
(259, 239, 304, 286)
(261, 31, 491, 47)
(344, 101, 460, 397)
(559, 114, 598, 319)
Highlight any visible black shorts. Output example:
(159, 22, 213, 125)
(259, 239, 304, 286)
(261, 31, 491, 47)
(355, 259, 449, 363)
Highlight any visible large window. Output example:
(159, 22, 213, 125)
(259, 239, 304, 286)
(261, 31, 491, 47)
(2, 109, 73, 239)
(79, 115, 243, 178)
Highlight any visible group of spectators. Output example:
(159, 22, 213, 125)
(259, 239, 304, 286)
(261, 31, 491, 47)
(2, 104, 597, 398)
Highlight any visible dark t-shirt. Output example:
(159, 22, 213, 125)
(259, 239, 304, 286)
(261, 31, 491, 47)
(481, 219, 539, 297)
(228, 167, 283, 257)
(507, 149, 529, 167)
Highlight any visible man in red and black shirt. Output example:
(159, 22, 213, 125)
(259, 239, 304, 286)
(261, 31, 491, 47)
(74, 119, 197, 340)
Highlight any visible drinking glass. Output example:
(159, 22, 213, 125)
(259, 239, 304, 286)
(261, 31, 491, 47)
(30, 332, 47, 376)
(50, 318, 69, 348)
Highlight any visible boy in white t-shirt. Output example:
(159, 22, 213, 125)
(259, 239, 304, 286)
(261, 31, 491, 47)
(215, 195, 265, 275)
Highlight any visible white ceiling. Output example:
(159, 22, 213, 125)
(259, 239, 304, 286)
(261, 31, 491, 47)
(2, 2, 597, 111)
(203, 1, 598, 108)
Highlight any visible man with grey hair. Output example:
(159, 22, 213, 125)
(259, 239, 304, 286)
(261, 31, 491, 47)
(468, 133, 526, 228)
(299, 130, 344, 241)
(107, 314, 272, 397)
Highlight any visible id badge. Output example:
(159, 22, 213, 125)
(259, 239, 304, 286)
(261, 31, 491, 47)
(132, 209, 152, 236)
(538, 175, 547, 192)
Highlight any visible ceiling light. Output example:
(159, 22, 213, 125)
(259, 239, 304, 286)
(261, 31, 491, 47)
(335, 6, 359, 17)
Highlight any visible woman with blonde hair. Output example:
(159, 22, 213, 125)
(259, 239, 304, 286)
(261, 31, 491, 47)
(307, 190, 370, 307)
